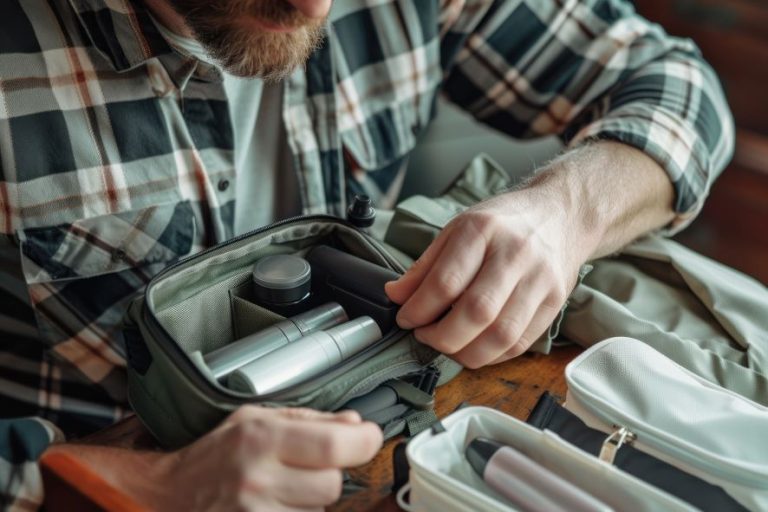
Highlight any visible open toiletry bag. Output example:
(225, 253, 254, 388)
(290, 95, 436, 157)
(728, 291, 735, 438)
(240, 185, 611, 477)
(398, 337, 768, 511)
(123, 215, 462, 449)
(398, 406, 694, 512)
(564, 337, 768, 511)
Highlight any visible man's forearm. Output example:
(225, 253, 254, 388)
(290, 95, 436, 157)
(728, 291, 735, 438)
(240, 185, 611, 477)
(525, 140, 676, 262)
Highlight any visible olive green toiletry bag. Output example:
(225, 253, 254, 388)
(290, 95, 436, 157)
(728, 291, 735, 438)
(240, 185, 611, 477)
(123, 214, 463, 449)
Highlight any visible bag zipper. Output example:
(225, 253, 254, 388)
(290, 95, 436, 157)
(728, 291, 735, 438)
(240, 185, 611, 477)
(140, 215, 410, 405)
(598, 426, 637, 464)
(150, 214, 404, 282)
(567, 389, 768, 488)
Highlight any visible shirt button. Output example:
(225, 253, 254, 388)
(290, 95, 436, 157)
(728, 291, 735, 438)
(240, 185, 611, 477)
(112, 248, 127, 262)
(218, 179, 230, 192)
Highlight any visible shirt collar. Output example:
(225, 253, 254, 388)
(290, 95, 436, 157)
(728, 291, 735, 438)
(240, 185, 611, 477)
(67, 0, 222, 84)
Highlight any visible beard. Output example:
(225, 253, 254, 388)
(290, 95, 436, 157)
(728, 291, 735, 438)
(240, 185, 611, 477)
(166, 0, 326, 80)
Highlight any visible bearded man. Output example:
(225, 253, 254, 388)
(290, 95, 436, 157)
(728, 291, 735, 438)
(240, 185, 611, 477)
(0, 0, 732, 509)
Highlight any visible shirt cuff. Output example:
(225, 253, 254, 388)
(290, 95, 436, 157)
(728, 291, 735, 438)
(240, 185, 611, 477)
(568, 103, 712, 236)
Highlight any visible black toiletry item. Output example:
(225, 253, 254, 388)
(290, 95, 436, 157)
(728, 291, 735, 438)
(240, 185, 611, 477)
(306, 245, 400, 332)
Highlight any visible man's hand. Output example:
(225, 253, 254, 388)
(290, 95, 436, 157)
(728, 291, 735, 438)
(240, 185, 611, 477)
(46, 406, 382, 511)
(386, 142, 676, 368)
(385, 188, 584, 368)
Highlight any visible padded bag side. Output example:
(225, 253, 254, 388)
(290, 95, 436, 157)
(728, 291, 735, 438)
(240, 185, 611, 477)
(565, 337, 768, 511)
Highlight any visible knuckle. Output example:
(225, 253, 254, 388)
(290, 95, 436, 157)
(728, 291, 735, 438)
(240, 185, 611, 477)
(231, 419, 274, 453)
(316, 432, 344, 464)
(464, 213, 502, 243)
(276, 407, 316, 421)
(515, 237, 535, 257)
(228, 404, 262, 424)
(506, 340, 529, 359)
(548, 285, 568, 307)
(497, 245, 520, 266)
(241, 470, 274, 498)
(434, 271, 464, 298)
(489, 317, 523, 346)
(464, 210, 497, 230)
(464, 292, 500, 325)
(231, 465, 274, 508)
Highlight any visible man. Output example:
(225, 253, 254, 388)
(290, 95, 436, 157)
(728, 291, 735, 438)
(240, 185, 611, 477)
(0, 0, 732, 509)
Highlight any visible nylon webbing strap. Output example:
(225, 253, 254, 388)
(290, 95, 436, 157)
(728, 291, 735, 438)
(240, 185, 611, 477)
(391, 441, 410, 493)
(405, 409, 439, 436)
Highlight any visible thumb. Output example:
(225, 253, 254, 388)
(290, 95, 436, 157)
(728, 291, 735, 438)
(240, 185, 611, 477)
(385, 228, 451, 305)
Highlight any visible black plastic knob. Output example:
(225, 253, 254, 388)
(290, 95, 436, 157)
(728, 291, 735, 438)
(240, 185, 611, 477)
(347, 194, 376, 228)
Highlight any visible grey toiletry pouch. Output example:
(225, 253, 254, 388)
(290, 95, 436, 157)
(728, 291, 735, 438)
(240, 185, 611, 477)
(124, 215, 462, 449)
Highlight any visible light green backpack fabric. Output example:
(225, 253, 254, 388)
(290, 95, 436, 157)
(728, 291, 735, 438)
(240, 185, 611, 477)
(385, 154, 768, 405)
(561, 237, 768, 405)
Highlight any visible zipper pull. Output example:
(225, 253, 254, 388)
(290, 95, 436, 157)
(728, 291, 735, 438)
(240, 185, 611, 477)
(599, 426, 636, 464)
(383, 379, 434, 410)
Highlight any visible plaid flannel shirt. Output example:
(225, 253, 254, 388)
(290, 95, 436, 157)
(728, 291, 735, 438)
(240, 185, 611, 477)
(0, 0, 732, 508)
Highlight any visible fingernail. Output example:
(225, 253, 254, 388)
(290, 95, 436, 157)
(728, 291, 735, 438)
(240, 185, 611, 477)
(397, 315, 414, 329)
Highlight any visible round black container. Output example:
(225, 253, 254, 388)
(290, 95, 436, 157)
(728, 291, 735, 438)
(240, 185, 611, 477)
(251, 255, 312, 313)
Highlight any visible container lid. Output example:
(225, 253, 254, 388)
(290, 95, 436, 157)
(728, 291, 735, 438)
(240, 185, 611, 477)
(252, 254, 311, 304)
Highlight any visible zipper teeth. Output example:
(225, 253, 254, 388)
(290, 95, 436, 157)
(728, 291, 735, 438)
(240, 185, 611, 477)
(150, 214, 404, 285)
(328, 360, 422, 410)
(573, 389, 768, 487)
(149, 214, 338, 282)
(141, 216, 408, 405)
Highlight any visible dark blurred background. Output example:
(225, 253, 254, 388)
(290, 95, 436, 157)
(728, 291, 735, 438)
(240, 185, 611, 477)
(634, 0, 768, 284)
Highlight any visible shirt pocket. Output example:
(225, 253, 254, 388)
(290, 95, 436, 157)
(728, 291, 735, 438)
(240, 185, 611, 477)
(15, 201, 196, 390)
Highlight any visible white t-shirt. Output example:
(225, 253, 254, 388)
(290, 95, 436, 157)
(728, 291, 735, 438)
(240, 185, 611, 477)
(153, 20, 302, 235)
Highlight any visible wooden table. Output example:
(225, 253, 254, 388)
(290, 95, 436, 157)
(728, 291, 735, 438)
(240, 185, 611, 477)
(41, 344, 582, 511)
(332, 344, 580, 512)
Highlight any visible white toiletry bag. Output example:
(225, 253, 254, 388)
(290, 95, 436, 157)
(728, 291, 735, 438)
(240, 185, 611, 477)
(399, 336, 768, 511)
(398, 406, 694, 511)
(564, 336, 768, 511)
